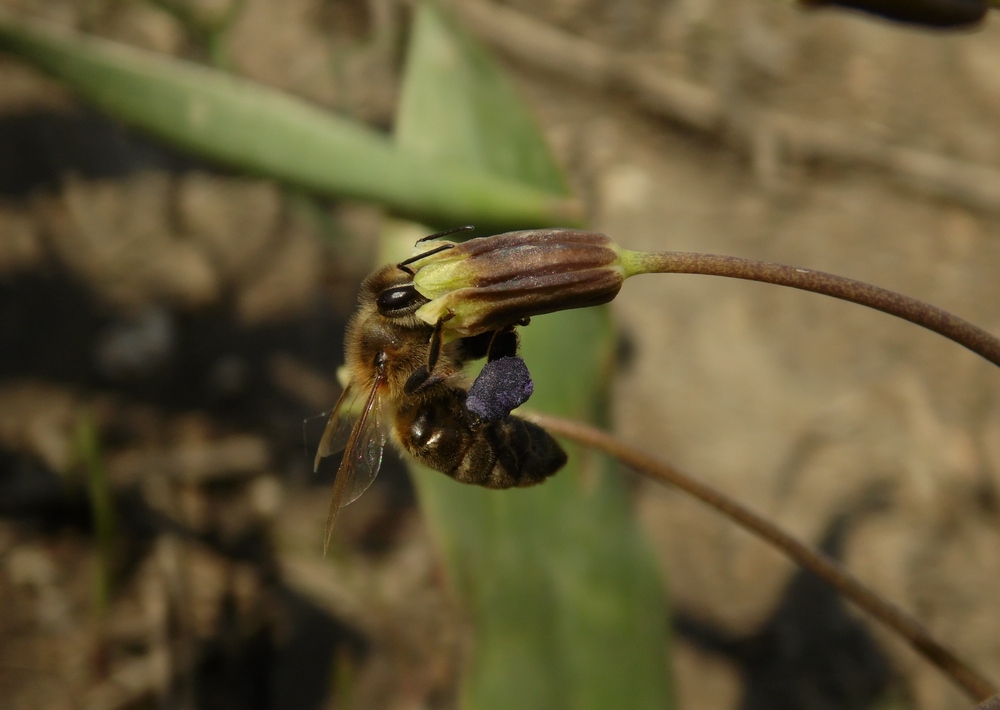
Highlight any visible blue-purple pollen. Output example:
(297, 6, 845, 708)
(466, 356, 534, 422)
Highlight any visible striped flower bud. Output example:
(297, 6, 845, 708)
(410, 229, 627, 337)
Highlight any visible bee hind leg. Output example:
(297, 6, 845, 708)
(465, 354, 534, 423)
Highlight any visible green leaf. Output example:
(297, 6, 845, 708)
(75, 413, 116, 622)
(0, 9, 580, 228)
(396, 7, 568, 194)
(395, 6, 675, 709)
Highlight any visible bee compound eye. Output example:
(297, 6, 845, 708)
(376, 284, 428, 317)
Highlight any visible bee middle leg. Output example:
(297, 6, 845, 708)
(455, 327, 521, 363)
(485, 327, 519, 362)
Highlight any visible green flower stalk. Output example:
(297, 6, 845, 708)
(408, 228, 1000, 368)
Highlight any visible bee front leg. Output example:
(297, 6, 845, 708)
(404, 317, 450, 395)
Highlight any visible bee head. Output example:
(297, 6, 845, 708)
(343, 265, 436, 397)
(357, 265, 432, 329)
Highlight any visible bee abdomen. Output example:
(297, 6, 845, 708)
(397, 392, 567, 490)
(453, 415, 567, 489)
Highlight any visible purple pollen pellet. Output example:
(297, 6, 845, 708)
(466, 356, 534, 422)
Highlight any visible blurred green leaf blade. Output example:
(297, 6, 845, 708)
(396, 6, 568, 194)
(395, 5, 674, 709)
(0, 9, 580, 227)
(75, 413, 117, 621)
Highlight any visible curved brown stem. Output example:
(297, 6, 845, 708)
(529, 412, 999, 702)
(624, 251, 1000, 369)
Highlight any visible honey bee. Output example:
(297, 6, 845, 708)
(315, 231, 567, 549)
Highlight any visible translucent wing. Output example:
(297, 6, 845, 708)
(313, 384, 358, 472)
(339, 391, 386, 508)
(323, 371, 388, 554)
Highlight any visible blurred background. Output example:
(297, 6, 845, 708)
(1, 0, 999, 709)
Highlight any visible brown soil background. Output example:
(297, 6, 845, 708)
(1, 0, 999, 709)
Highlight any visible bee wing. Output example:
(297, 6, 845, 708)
(323, 372, 388, 554)
(313, 384, 357, 472)
(340, 389, 387, 508)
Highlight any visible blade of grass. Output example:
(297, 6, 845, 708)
(394, 5, 674, 709)
(0, 9, 581, 228)
(395, 6, 569, 195)
(76, 413, 116, 623)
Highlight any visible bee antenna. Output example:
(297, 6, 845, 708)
(416, 225, 474, 244)
(396, 226, 472, 274)
(396, 242, 456, 271)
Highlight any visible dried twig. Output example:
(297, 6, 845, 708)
(448, 0, 1000, 212)
(451, 0, 721, 131)
(83, 649, 169, 710)
(108, 435, 270, 484)
(528, 412, 999, 702)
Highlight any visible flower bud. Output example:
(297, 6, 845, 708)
(411, 229, 626, 337)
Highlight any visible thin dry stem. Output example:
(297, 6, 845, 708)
(528, 412, 999, 702)
(624, 250, 1000, 368)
